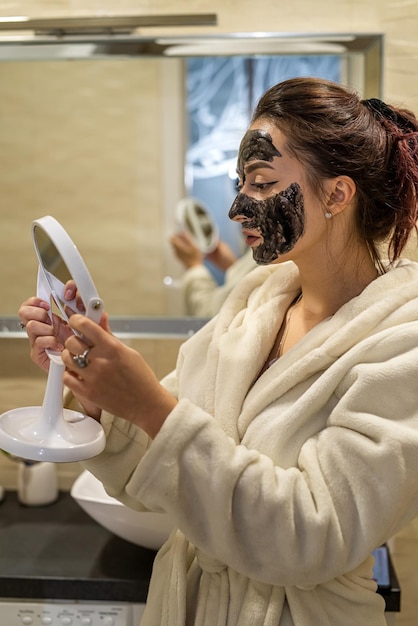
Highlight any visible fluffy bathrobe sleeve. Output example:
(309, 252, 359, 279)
(181, 249, 257, 317)
(83, 259, 418, 626)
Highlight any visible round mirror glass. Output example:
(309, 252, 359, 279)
(34, 225, 71, 282)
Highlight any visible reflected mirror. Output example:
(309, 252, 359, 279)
(176, 197, 219, 254)
(0, 30, 383, 320)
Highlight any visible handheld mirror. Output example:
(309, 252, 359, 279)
(176, 197, 219, 254)
(0, 215, 106, 462)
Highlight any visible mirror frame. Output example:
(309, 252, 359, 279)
(33, 215, 104, 325)
(0, 31, 383, 99)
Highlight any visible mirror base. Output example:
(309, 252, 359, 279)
(0, 406, 106, 462)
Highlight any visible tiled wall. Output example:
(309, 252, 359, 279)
(0, 57, 184, 318)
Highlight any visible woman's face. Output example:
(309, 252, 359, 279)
(229, 119, 321, 265)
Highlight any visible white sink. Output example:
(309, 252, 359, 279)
(71, 469, 174, 550)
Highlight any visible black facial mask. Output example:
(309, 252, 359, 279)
(237, 129, 282, 171)
(230, 127, 305, 264)
(228, 182, 305, 264)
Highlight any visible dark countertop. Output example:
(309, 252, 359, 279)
(0, 490, 155, 602)
(0, 490, 401, 611)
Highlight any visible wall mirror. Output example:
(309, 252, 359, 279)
(0, 29, 383, 323)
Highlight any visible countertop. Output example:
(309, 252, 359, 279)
(0, 490, 155, 602)
(0, 316, 209, 340)
(0, 490, 400, 611)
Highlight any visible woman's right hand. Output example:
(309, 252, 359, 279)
(169, 231, 203, 268)
(205, 240, 238, 271)
(18, 296, 72, 372)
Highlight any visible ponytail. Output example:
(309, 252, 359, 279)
(361, 98, 418, 262)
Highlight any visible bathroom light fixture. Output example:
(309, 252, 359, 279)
(0, 16, 28, 23)
(162, 40, 347, 56)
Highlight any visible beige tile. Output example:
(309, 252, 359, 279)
(0, 58, 170, 318)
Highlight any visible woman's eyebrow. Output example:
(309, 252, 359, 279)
(244, 161, 276, 174)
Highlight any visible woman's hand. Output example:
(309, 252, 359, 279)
(205, 240, 238, 271)
(170, 231, 203, 268)
(62, 279, 86, 315)
(170, 231, 239, 272)
(18, 296, 72, 372)
(18, 279, 90, 372)
(61, 314, 177, 439)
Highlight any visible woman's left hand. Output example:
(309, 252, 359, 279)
(61, 314, 177, 439)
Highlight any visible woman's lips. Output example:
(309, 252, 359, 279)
(243, 230, 262, 247)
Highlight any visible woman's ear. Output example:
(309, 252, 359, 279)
(326, 176, 357, 216)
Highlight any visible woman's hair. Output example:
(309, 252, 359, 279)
(252, 77, 418, 265)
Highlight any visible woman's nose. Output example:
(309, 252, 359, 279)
(229, 195, 245, 222)
(230, 213, 247, 223)
(228, 189, 256, 223)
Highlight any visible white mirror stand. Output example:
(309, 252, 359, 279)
(0, 216, 106, 462)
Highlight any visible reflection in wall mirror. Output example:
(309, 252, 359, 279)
(0, 31, 383, 320)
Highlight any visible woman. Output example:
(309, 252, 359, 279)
(19, 77, 418, 625)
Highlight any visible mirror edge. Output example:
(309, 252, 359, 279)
(32, 215, 104, 324)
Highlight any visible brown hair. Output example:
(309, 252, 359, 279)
(252, 77, 418, 265)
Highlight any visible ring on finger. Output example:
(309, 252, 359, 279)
(72, 348, 90, 369)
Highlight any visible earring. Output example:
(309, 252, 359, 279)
(325, 211, 333, 219)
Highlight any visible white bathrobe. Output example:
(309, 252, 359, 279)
(84, 259, 418, 626)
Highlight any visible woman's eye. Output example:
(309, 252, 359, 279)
(251, 181, 276, 190)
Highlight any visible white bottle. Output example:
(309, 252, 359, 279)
(17, 461, 58, 506)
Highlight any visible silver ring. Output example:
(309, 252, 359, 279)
(72, 348, 90, 369)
